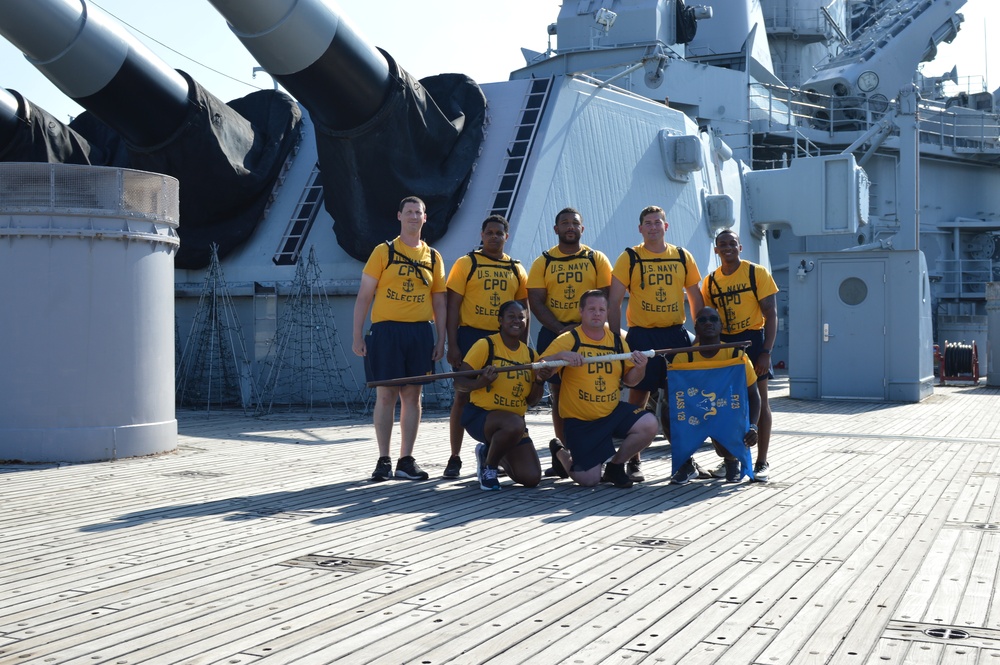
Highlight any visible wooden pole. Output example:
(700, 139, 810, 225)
(365, 341, 751, 388)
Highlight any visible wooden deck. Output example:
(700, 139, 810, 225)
(2, 377, 1000, 664)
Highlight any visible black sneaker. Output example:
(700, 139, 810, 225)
(370, 456, 392, 482)
(442, 455, 462, 478)
(543, 439, 569, 478)
(602, 461, 634, 488)
(724, 458, 741, 483)
(669, 458, 697, 485)
(626, 459, 645, 482)
(394, 456, 429, 480)
(752, 461, 770, 483)
(480, 464, 501, 491)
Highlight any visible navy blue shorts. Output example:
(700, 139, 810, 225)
(626, 325, 692, 392)
(364, 321, 435, 384)
(462, 403, 531, 446)
(721, 329, 772, 381)
(457, 326, 495, 357)
(564, 402, 648, 472)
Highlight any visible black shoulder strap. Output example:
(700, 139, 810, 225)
(748, 262, 757, 296)
(544, 249, 597, 272)
(570, 328, 582, 353)
(485, 336, 496, 368)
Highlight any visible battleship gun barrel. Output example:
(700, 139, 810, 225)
(0, 0, 190, 147)
(205, 0, 391, 131)
(0, 87, 19, 149)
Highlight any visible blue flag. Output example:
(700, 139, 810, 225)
(667, 363, 754, 480)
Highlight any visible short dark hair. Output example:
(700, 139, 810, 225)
(555, 207, 582, 224)
(399, 195, 426, 213)
(639, 205, 665, 224)
(482, 214, 509, 233)
(714, 228, 739, 244)
(579, 289, 608, 309)
(498, 300, 524, 319)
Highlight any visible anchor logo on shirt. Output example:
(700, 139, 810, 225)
(512, 382, 525, 398)
(595, 376, 607, 392)
(564, 284, 576, 301)
(655, 287, 668, 303)
(490, 291, 501, 307)
(402, 279, 414, 293)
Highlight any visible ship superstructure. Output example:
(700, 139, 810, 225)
(2, 0, 997, 415)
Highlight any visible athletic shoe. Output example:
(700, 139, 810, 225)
(394, 456, 429, 480)
(670, 458, 698, 485)
(752, 461, 770, 483)
(370, 456, 392, 482)
(724, 458, 741, 483)
(626, 459, 645, 482)
(480, 465, 501, 491)
(709, 461, 727, 479)
(442, 455, 462, 478)
(475, 443, 488, 486)
(602, 461, 634, 488)
(543, 439, 569, 478)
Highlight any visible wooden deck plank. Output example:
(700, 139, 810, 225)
(1, 384, 1000, 664)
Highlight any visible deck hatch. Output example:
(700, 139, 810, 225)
(279, 554, 389, 573)
(620, 536, 687, 550)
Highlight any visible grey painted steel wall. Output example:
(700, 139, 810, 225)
(0, 164, 179, 462)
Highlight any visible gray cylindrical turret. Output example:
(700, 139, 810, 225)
(205, 0, 391, 131)
(0, 0, 190, 147)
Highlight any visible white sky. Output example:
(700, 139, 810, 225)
(0, 0, 995, 123)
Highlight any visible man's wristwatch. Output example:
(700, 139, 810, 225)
(748, 424, 758, 433)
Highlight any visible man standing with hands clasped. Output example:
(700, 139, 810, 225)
(609, 205, 702, 482)
(352, 196, 447, 482)
(701, 229, 778, 482)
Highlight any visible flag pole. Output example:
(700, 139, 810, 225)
(365, 341, 751, 388)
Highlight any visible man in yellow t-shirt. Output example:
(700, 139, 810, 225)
(542, 290, 657, 488)
(668, 305, 761, 484)
(443, 215, 529, 479)
(352, 196, 447, 482)
(527, 207, 612, 470)
(609, 205, 703, 481)
(700, 229, 777, 482)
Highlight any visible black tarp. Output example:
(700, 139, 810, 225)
(314, 51, 487, 261)
(1, 76, 302, 269)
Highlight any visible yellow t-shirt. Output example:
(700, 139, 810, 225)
(700, 261, 779, 334)
(446, 251, 529, 330)
(611, 244, 701, 328)
(463, 334, 537, 415)
(362, 238, 446, 323)
(545, 326, 634, 421)
(527, 246, 613, 324)
(669, 348, 757, 386)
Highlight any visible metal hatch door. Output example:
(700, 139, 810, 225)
(819, 260, 887, 399)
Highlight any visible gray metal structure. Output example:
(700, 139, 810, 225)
(0, 164, 178, 462)
(3, 0, 999, 420)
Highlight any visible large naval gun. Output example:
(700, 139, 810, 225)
(0, 0, 302, 268)
(5, 0, 999, 404)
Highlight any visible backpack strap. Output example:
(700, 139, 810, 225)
(386, 240, 435, 286)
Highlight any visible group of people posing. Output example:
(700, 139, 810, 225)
(352, 196, 778, 490)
